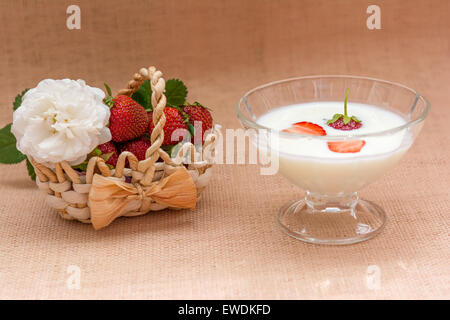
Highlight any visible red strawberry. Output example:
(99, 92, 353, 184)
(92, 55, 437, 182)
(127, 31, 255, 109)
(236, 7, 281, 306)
(328, 118, 362, 130)
(327, 140, 366, 153)
(120, 137, 151, 161)
(183, 102, 213, 142)
(148, 107, 188, 146)
(327, 88, 362, 131)
(97, 141, 119, 167)
(283, 122, 327, 136)
(108, 95, 149, 142)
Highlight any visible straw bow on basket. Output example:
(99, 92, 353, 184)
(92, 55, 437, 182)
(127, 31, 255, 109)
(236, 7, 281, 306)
(30, 66, 220, 229)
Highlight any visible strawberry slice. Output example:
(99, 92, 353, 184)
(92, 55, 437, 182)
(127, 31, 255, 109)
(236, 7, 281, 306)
(327, 140, 366, 153)
(283, 122, 326, 136)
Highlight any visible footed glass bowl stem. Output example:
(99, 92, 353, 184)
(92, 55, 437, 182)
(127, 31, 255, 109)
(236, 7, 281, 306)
(305, 191, 358, 213)
(277, 191, 386, 245)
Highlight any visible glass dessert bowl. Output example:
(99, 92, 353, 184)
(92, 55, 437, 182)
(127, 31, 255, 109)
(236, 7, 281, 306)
(236, 75, 430, 245)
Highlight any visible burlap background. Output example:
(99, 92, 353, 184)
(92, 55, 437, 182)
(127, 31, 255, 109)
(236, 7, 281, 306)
(0, 0, 448, 299)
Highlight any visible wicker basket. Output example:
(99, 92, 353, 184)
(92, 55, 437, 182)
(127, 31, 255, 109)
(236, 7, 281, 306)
(30, 66, 219, 229)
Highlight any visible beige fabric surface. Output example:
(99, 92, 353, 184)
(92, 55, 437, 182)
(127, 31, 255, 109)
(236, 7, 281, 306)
(0, 0, 449, 299)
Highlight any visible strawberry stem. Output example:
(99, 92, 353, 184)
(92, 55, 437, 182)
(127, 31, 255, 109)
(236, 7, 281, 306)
(344, 88, 350, 117)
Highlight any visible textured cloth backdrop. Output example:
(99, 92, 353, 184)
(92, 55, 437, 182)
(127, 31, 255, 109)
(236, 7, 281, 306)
(0, 0, 448, 299)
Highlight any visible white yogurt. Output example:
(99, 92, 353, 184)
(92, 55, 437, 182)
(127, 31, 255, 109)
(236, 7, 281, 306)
(256, 102, 411, 193)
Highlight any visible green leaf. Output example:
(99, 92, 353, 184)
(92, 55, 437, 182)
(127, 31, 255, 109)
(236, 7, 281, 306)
(72, 162, 88, 171)
(165, 79, 188, 107)
(193, 101, 212, 111)
(92, 148, 102, 156)
(0, 123, 26, 164)
(102, 83, 114, 108)
(161, 144, 176, 157)
(326, 113, 343, 124)
(13, 89, 29, 110)
(104, 83, 112, 96)
(131, 80, 152, 111)
(100, 152, 113, 162)
(176, 106, 191, 126)
(351, 116, 361, 123)
(343, 115, 351, 125)
(187, 123, 195, 138)
(26, 157, 36, 181)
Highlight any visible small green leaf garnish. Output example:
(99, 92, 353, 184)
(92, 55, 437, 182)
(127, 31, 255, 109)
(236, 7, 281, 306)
(351, 116, 361, 123)
(326, 113, 343, 124)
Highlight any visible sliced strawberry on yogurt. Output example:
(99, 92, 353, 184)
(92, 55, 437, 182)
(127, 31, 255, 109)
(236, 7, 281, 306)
(327, 140, 366, 153)
(283, 121, 327, 136)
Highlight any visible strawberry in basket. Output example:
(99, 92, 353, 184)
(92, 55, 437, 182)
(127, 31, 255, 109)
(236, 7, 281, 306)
(183, 102, 213, 144)
(148, 107, 188, 146)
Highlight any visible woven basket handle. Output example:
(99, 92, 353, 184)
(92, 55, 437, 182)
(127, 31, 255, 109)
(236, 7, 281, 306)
(117, 67, 152, 97)
(117, 67, 169, 186)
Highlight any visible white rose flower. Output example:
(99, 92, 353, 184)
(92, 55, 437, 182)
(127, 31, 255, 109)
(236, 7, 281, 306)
(11, 79, 111, 167)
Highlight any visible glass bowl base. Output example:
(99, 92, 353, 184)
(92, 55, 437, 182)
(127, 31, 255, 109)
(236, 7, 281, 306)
(277, 198, 386, 245)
